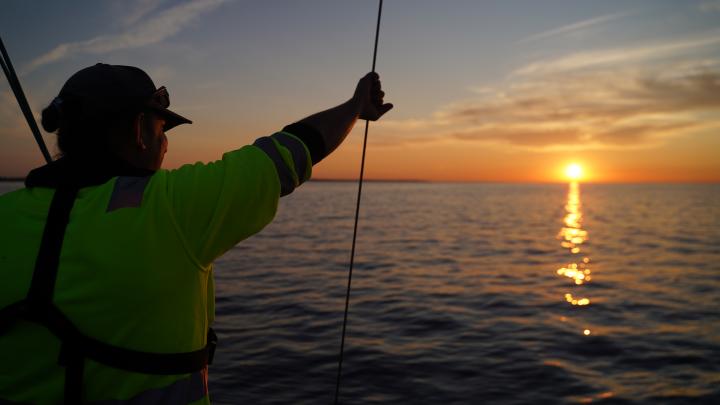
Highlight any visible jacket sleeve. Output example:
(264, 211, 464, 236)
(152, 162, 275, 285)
(164, 131, 312, 266)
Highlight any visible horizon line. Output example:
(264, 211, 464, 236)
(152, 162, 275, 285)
(310, 178, 720, 185)
(1, 176, 718, 185)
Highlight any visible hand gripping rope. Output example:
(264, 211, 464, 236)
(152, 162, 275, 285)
(334, 1, 384, 404)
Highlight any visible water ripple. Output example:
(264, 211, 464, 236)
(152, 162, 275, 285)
(206, 183, 720, 404)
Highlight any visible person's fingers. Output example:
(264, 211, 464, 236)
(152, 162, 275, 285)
(363, 73, 378, 89)
(358, 72, 391, 120)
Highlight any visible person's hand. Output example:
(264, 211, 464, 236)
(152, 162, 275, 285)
(353, 72, 393, 121)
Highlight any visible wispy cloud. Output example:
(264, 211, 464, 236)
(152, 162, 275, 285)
(382, 55, 720, 151)
(515, 31, 720, 75)
(699, 1, 720, 12)
(518, 12, 629, 44)
(26, 0, 228, 72)
(121, 0, 166, 26)
(446, 71, 720, 124)
(419, 24, 720, 153)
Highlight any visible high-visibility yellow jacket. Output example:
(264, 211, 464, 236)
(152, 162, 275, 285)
(0, 130, 313, 404)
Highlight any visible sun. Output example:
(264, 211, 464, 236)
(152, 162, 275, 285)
(565, 163, 583, 180)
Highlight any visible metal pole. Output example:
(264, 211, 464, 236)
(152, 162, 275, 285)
(334, 1, 384, 403)
(0, 35, 52, 163)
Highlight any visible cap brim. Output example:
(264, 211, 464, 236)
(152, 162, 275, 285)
(151, 106, 192, 131)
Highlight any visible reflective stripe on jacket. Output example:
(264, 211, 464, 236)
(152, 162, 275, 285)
(0, 132, 311, 404)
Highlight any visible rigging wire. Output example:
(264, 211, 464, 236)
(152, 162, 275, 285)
(0, 35, 52, 163)
(334, 1, 384, 403)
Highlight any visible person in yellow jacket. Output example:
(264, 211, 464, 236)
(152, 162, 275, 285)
(0, 63, 392, 404)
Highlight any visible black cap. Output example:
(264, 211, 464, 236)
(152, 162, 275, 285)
(58, 63, 192, 131)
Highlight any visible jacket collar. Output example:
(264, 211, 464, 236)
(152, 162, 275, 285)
(25, 155, 155, 189)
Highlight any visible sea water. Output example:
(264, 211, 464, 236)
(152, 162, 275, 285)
(2, 181, 719, 404)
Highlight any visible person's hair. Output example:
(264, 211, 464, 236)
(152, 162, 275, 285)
(41, 95, 141, 160)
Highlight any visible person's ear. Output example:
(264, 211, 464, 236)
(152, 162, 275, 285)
(134, 112, 147, 150)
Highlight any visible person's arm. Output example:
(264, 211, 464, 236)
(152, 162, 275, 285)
(164, 73, 392, 265)
(251, 72, 392, 195)
(284, 72, 393, 164)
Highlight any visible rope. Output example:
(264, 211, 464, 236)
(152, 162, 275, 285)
(0, 35, 53, 163)
(334, 1, 383, 403)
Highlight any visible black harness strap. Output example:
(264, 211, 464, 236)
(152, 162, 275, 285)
(59, 341, 84, 404)
(26, 186, 78, 315)
(23, 186, 83, 402)
(44, 304, 214, 375)
(0, 186, 217, 404)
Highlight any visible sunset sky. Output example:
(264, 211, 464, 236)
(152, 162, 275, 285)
(1, 0, 719, 182)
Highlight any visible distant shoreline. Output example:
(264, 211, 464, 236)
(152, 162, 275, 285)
(310, 178, 427, 183)
(0, 177, 429, 184)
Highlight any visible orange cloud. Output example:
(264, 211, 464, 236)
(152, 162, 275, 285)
(381, 65, 720, 152)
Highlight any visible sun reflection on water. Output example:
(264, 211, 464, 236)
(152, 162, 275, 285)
(558, 182, 588, 255)
(556, 181, 593, 332)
